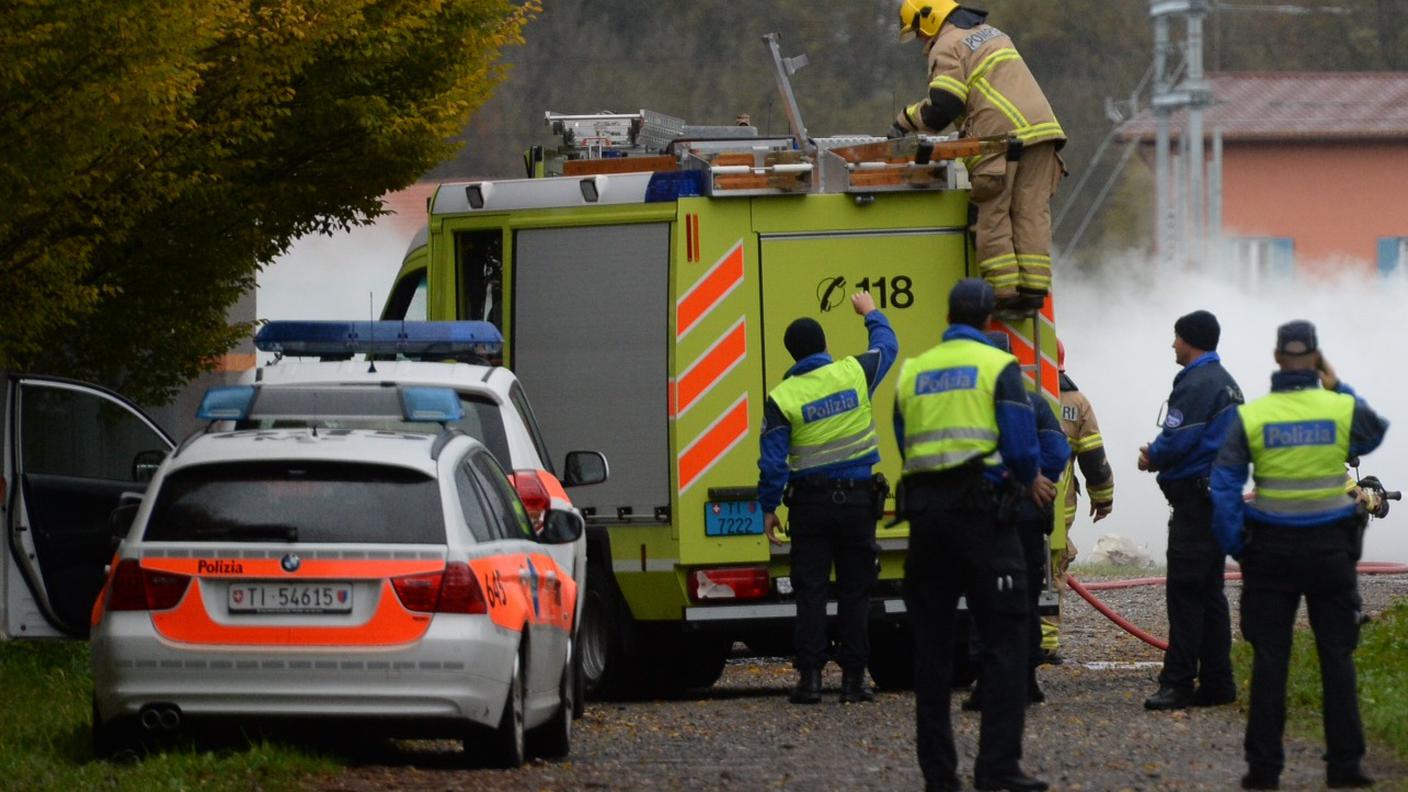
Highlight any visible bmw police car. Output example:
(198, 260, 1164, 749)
(91, 385, 583, 766)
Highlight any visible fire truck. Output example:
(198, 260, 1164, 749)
(382, 35, 1064, 695)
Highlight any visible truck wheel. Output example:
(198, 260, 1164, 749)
(867, 622, 915, 691)
(581, 564, 631, 699)
(672, 635, 730, 691)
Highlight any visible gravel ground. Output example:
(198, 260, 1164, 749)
(325, 572, 1408, 792)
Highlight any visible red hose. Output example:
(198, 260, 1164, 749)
(1065, 562, 1408, 653)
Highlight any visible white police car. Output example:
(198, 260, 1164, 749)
(91, 386, 583, 766)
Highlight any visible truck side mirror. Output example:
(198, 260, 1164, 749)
(109, 491, 144, 547)
(131, 449, 167, 483)
(562, 450, 608, 487)
(538, 509, 584, 544)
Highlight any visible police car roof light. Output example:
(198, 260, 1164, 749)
(254, 320, 503, 358)
(197, 386, 257, 421)
(400, 386, 464, 423)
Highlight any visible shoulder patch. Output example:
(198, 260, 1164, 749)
(1164, 408, 1184, 429)
(962, 26, 1006, 52)
(1227, 385, 1244, 404)
(1061, 405, 1079, 422)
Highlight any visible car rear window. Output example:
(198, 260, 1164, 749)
(239, 393, 512, 469)
(143, 462, 443, 544)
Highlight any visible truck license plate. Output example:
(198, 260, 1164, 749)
(704, 500, 764, 537)
(227, 583, 353, 614)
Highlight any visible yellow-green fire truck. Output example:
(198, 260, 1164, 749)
(382, 37, 1063, 696)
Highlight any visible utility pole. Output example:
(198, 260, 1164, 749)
(1149, 0, 1212, 272)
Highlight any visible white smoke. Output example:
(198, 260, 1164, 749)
(1056, 251, 1407, 564)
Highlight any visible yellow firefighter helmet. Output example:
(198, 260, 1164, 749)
(898, 0, 958, 43)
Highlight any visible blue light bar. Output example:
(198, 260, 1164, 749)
(645, 171, 705, 203)
(197, 386, 257, 421)
(400, 387, 464, 423)
(254, 321, 503, 358)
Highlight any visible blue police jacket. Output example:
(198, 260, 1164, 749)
(1013, 390, 1071, 522)
(1210, 370, 1389, 557)
(891, 324, 1040, 487)
(1146, 352, 1243, 483)
(757, 310, 898, 513)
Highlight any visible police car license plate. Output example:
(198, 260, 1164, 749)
(704, 500, 764, 537)
(227, 583, 353, 614)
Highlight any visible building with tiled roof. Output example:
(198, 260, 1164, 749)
(1118, 72, 1408, 279)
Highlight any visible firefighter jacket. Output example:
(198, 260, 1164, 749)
(757, 311, 898, 513)
(1210, 370, 1389, 557)
(1059, 373, 1114, 527)
(892, 323, 1039, 486)
(1146, 352, 1244, 487)
(895, 7, 1065, 179)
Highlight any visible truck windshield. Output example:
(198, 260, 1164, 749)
(143, 462, 443, 544)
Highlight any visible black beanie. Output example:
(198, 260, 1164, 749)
(784, 317, 826, 361)
(1174, 310, 1220, 351)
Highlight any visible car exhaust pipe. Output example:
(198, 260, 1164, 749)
(139, 703, 182, 732)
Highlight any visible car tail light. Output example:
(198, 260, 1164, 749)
(392, 562, 487, 614)
(688, 566, 770, 603)
(107, 559, 191, 611)
(510, 470, 551, 529)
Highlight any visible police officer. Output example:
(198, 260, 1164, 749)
(1138, 310, 1243, 711)
(893, 1, 1066, 309)
(962, 331, 1070, 711)
(1210, 321, 1387, 790)
(759, 291, 898, 705)
(895, 279, 1053, 792)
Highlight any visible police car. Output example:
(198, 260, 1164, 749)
(240, 321, 607, 710)
(91, 385, 583, 766)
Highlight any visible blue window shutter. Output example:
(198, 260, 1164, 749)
(1379, 237, 1402, 276)
(1272, 238, 1295, 277)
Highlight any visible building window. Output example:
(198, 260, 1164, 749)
(1229, 237, 1294, 289)
(1378, 237, 1408, 277)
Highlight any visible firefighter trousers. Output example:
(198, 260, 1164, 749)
(970, 141, 1063, 300)
(1241, 520, 1364, 779)
(903, 475, 1029, 784)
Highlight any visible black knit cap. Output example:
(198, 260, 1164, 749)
(1174, 309, 1220, 351)
(1276, 320, 1318, 355)
(783, 317, 826, 361)
(949, 278, 995, 327)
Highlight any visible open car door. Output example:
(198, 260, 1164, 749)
(4, 375, 174, 638)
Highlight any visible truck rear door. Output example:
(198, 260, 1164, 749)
(4, 375, 174, 637)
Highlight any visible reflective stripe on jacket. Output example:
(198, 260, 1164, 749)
(770, 356, 878, 472)
(914, 21, 1064, 177)
(1240, 388, 1355, 520)
(895, 338, 1013, 474)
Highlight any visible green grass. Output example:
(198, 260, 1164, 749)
(0, 641, 336, 792)
(1232, 599, 1408, 760)
(1066, 561, 1167, 580)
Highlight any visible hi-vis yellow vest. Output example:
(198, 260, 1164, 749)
(1240, 387, 1355, 519)
(896, 338, 1014, 474)
(770, 357, 878, 472)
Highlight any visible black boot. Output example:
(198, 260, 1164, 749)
(974, 770, 1049, 791)
(789, 667, 822, 704)
(839, 668, 874, 703)
(1327, 765, 1374, 788)
(1144, 685, 1193, 710)
(1027, 669, 1046, 705)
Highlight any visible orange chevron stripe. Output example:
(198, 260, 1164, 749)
(675, 319, 747, 417)
(678, 395, 750, 493)
(677, 241, 744, 339)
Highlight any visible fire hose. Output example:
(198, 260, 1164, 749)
(1066, 562, 1408, 652)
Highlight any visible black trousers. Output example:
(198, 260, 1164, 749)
(903, 475, 1029, 783)
(788, 496, 877, 672)
(1159, 494, 1234, 695)
(1241, 520, 1364, 779)
(969, 509, 1048, 672)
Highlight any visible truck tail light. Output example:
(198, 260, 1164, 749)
(510, 470, 551, 530)
(392, 562, 487, 614)
(688, 566, 769, 603)
(107, 560, 190, 611)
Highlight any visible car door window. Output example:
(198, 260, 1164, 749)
(454, 461, 497, 543)
(508, 382, 554, 476)
(469, 452, 534, 540)
(20, 381, 169, 480)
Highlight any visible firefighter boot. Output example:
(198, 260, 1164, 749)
(839, 669, 874, 704)
(789, 668, 822, 704)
